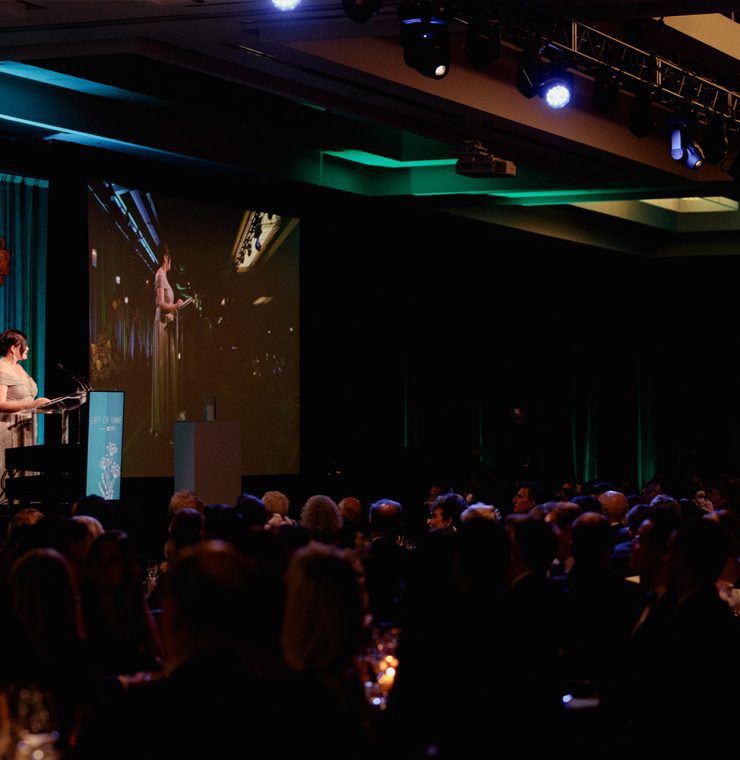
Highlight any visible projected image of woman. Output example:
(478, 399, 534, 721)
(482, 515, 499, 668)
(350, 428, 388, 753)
(151, 246, 183, 438)
(0, 329, 50, 481)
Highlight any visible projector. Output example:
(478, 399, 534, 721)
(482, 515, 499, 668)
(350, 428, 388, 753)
(455, 154, 517, 178)
(454, 140, 516, 178)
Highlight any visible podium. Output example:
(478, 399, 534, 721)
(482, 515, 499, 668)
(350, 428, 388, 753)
(3, 391, 88, 509)
(4, 444, 84, 507)
(4, 390, 124, 509)
(174, 421, 241, 505)
(37, 391, 88, 443)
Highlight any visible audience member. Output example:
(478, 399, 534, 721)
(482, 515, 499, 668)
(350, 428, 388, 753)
(426, 492, 467, 533)
(337, 496, 365, 548)
(72, 494, 115, 529)
(299, 495, 342, 544)
(362, 499, 407, 624)
(511, 481, 544, 514)
(262, 490, 294, 528)
(168, 490, 205, 516)
(80, 530, 163, 677)
(235, 493, 268, 529)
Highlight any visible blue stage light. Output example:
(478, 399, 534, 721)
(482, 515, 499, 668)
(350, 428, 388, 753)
(670, 117, 705, 170)
(399, 3, 451, 80)
(541, 67, 573, 109)
(272, 0, 300, 10)
(683, 141, 705, 170)
(543, 79, 571, 109)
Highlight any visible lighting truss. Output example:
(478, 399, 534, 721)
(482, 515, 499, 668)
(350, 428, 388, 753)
(328, 0, 740, 126)
(484, 1, 740, 126)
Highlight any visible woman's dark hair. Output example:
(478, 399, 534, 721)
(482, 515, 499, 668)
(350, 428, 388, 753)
(169, 508, 204, 551)
(73, 493, 115, 529)
(235, 493, 268, 528)
(0, 329, 27, 357)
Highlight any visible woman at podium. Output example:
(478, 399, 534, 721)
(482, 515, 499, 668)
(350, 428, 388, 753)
(150, 247, 183, 437)
(0, 329, 50, 480)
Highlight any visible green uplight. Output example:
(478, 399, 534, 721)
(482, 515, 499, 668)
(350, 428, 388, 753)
(324, 149, 456, 169)
(492, 189, 599, 198)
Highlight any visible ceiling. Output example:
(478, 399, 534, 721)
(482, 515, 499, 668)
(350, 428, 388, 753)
(1, 0, 740, 253)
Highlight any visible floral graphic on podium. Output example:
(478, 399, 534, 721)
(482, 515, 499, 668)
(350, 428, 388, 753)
(98, 441, 121, 499)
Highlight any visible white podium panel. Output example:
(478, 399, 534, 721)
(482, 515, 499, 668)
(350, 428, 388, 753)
(174, 421, 241, 505)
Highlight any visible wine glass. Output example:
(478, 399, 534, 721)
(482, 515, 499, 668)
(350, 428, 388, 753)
(13, 687, 60, 760)
(143, 560, 160, 598)
(362, 625, 401, 710)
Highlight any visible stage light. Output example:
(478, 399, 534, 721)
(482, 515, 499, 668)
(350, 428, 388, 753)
(271, 0, 300, 9)
(670, 113, 704, 170)
(628, 90, 654, 138)
(399, 2, 451, 80)
(342, 0, 382, 23)
(591, 69, 619, 114)
(683, 141, 705, 169)
(671, 127, 705, 170)
(541, 65, 573, 109)
(464, 15, 500, 69)
(516, 44, 546, 99)
(703, 117, 728, 165)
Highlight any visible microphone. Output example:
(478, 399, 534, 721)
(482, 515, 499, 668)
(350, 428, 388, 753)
(56, 363, 92, 392)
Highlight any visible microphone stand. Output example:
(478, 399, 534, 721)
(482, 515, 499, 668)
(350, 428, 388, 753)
(50, 364, 93, 444)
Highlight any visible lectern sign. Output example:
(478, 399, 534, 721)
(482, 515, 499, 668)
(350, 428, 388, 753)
(86, 391, 124, 499)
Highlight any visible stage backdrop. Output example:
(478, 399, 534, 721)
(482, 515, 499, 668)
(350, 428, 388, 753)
(88, 180, 299, 478)
(0, 172, 48, 440)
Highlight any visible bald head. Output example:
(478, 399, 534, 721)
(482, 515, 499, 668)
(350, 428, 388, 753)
(369, 499, 403, 537)
(338, 497, 362, 524)
(571, 512, 613, 564)
(599, 490, 628, 524)
(169, 489, 205, 515)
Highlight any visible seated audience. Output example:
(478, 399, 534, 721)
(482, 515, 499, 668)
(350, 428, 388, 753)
(76, 541, 291, 759)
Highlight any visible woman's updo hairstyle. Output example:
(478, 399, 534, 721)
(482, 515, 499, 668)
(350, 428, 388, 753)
(0, 329, 27, 357)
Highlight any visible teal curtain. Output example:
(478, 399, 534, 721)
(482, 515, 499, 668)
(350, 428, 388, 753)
(0, 172, 49, 439)
(570, 375, 598, 484)
(636, 366, 655, 489)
